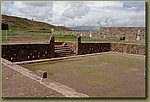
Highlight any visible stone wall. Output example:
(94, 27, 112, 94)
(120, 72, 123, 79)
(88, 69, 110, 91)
(76, 37, 111, 55)
(76, 36, 145, 55)
(54, 27, 145, 42)
(111, 43, 145, 55)
(100, 27, 145, 41)
(78, 43, 111, 55)
(2, 36, 55, 62)
(1, 36, 145, 62)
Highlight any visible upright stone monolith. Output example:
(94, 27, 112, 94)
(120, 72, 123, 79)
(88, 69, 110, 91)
(49, 36, 55, 57)
(49, 36, 54, 44)
(76, 36, 81, 55)
(136, 30, 141, 41)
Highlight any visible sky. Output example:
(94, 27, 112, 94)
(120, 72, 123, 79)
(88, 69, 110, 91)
(1, 1, 146, 27)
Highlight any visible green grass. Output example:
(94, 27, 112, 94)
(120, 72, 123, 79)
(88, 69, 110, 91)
(54, 34, 104, 42)
(1, 38, 9, 42)
(1, 30, 16, 36)
(54, 34, 137, 44)
(25, 32, 50, 36)
(54, 35, 76, 41)
(54, 34, 142, 44)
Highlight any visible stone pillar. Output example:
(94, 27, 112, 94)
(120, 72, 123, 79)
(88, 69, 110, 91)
(49, 36, 54, 44)
(103, 35, 106, 39)
(76, 36, 81, 55)
(136, 30, 141, 41)
(49, 36, 55, 58)
(80, 33, 83, 37)
(89, 33, 92, 38)
(136, 35, 141, 41)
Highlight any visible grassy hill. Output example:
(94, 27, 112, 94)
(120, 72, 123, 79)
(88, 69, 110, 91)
(2, 15, 71, 31)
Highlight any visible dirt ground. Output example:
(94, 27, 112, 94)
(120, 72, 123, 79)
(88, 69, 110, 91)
(2, 36, 50, 44)
(22, 52, 146, 97)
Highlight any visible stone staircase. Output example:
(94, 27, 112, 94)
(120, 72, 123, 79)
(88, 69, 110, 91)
(55, 44, 76, 57)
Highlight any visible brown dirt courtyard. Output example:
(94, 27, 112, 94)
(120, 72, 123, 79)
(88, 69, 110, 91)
(22, 52, 146, 97)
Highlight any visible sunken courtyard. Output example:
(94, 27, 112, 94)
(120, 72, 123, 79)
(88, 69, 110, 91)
(2, 32, 146, 98)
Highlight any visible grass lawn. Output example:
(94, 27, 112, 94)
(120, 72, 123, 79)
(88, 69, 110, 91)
(25, 32, 50, 36)
(2, 30, 16, 36)
(54, 34, 142, 44)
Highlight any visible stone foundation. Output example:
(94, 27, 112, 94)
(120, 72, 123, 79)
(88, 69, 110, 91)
(2, 36, 55, 62)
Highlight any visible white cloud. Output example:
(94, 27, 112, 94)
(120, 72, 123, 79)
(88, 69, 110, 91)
(86, 1, 124, 8)
(2, 1, 54, 22)
(53, 1, 70, 15)
(1, 1, 14, 15)
(20, 1, 52, 7)
(1, 1, 145, 27)
(62, 2, 90, 19)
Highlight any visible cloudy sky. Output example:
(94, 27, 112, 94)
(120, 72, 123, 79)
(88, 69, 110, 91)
(1, 1, 145, 27)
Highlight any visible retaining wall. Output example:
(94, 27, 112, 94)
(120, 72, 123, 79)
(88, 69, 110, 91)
(111, 43, 145, 55)
(1, 36, 145, 62)
(76, 37, 145, 55)
(77, 43, 111, 55)
(2, 36, 55, 62)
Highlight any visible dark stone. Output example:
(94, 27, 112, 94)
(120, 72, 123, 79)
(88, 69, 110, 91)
(35, 70, 48, 78)
(120, 36, 125, 40)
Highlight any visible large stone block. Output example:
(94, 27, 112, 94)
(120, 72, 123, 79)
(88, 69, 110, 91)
(35, 70, 48, 78)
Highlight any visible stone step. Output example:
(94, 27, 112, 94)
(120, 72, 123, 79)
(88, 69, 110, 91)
(55, 45, 69, 47)
(56, 54, 76, 57)
(55, 53, 75, 56)
(54, 45, 75, 57)
(55, 50, 75, 53)
(55, 46, 71, 49)
(55, 47, 72, 50)
(55, 49, 74, 52)
(55, 51, 75, 54)
(56, 53, 75, 56)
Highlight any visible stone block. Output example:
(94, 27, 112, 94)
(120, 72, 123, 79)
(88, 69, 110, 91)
(35, 70, 48, 78)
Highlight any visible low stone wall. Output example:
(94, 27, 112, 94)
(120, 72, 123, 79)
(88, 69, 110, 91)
(111, 43, 145, 55)
(2, 44, 54, 62)
(76, 37, 145, 55)
(78, 43, 111, 55)
(2, 36, 55, 62)
(76, 37, 111, 55)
